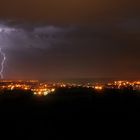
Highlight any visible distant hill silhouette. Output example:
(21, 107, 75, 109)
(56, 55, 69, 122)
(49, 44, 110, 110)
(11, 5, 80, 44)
(0, 87, 139, 139)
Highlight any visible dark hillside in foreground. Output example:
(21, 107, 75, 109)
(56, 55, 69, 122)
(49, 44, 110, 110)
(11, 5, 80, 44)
(0, 88, 140, 138)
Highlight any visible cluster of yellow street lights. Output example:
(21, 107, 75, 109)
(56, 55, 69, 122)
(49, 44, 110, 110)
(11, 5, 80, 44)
(32, 88, 55, 96)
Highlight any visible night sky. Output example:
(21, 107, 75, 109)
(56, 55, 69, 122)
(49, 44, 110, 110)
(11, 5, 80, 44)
(0, 0, 139, 80)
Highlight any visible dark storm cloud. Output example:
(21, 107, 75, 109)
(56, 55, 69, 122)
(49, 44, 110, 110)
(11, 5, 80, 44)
(0, 22, 75, 51)
(0, 0, 140, 79)
(0, 0, 139, 80)
(0, 17, 139, 80)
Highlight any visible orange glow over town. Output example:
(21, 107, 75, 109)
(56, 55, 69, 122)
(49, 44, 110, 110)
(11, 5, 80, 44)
(0, 80, 140, 96)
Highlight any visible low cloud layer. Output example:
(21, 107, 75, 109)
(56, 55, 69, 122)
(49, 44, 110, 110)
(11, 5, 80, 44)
(0, 19, 139, 80)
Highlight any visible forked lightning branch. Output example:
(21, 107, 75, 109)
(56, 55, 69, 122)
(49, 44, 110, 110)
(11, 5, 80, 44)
(0, 48, 6, 79)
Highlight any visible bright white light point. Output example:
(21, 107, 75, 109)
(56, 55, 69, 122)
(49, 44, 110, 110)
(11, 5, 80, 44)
(51, 88, 55, 92)
(34, 92, 37, 95)
(44, 91, 49, 96)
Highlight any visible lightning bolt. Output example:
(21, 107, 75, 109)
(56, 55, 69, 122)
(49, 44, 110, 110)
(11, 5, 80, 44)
(0, 48, 6, 79)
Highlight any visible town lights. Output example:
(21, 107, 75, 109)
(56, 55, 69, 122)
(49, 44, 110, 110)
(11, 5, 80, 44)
(95, 86, 103, 90)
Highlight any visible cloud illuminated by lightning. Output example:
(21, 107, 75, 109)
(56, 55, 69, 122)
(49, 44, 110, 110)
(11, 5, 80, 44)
(0, 48, 6, 79)
(0, 23, 74, 79)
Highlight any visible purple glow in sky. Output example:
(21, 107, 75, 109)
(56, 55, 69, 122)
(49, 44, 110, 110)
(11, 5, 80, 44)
(0, 19, 139, 80)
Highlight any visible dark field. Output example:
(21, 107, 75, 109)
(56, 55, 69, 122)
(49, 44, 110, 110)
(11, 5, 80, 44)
(0, 88, 140, 139)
